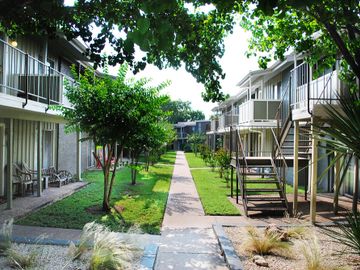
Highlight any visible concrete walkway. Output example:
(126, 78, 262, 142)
(158, 151, 228, 270)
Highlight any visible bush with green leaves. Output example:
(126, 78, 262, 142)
(214, 148, 231, 179)
(199, 144, 211, 161)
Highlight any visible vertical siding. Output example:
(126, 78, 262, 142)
(11, 120, 56, 170)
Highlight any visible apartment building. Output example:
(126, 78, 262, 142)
(208, 53, 358, 221)
(0, 34, 95, 209)
(173, 120, 210, 150)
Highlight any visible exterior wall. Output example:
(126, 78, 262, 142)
(58, 124, 94, 176)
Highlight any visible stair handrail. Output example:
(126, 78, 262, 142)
(270, 127, 288, 169)
(235, 129, 248, 205)
(274, 79, 291, 141)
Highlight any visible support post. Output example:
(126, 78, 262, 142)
(37, 121, 42, 197)
(310, 118, 318, 224)
(6, 119, 13, 209)
(333, 152, 340, 214)
(293, 121, 299, 215)
(76, 131, 82, 181)
(353, 156, 359, 213)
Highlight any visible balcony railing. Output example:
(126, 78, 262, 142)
(291, 63, 340, 111)
(0, 39, 74, 107)
(238, 99, 280, 124)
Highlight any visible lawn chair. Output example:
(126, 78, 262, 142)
(13, 163, 34, 196)
(45, 166, 73, 187)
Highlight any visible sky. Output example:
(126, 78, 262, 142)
(64, 0, 260, 118)
(130, 25, 259, 118)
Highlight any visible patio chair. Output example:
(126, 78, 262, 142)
(13, 163, 34, 196)
(45, 166, 73, 187)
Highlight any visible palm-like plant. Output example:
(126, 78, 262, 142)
(314, 92, 360, 210)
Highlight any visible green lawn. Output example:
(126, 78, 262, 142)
(17, 151, 176, 234)
(190, 168, 241, 215)
(185, 152, 208, 168)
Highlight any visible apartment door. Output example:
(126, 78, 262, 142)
(42, 131, 53, 169)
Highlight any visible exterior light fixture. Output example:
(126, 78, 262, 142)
(10, 40, 18, 47)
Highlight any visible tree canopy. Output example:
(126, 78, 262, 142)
(1, 0, 359, 100)
(162, 100, 205, 123)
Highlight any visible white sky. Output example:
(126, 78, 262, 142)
(64, 0, 260, 118)
(129, 25, 259, 118)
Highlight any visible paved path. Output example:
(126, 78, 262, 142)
(158, 151, 228, 270)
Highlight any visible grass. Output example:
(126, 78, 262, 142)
(244, 226, 291, 256)
(185, 152, 208, 168)
(17, 151, 175, 234)
(189, 167, 241, 216)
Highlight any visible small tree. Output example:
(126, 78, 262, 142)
(61, 64, 168, 211)
(214, 149, 231, 179)
(187, 133, 205, 156)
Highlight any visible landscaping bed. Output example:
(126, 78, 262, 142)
(16, 151, 175, 234)
(225, 225, 360, 270)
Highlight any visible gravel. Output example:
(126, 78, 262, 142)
(225, 226, 360, 270)
(0, 243, 142, 270)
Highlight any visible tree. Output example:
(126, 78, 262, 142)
(162, 100, 205, 123)
(2, 1, 359, 100)
(187, 133, 205, 156)
(239, 0, 360, 90)
(60, 63, 169, 211)
(0, 0, 235, 102)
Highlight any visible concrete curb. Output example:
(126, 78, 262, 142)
(11, 236, 158, 270)
(212, 224, 244, 270)
(139, 243, 159, 270)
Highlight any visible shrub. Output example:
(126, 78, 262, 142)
(214, 149, 231, 178)
(244, 227, 291, 256)
(183, 144, 192, 152)
(300, 237, 325, 270)
(0, 219, 13, 255)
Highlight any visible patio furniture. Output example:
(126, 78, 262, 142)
(45, 167, 73, 187)
(13, 163, 34, 196)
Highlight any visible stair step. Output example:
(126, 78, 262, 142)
(247, 196, 285, 201)
(244, 180, 278, 184)
(246, 206, 287, 212)
(282, 145, 311, 149)
(243, 172, 277, 176)
(246, 188, 282, 192)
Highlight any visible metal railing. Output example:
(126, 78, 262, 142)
(238, 99, 281, 124)
(0, 39, 74, 108)
(291, 62, 340, 111)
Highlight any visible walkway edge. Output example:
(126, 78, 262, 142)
(212, 224, 244, 270)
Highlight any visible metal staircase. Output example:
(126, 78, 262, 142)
(230, 129, 288, 216)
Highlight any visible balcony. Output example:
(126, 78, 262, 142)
(291, 64, 341, 117)
(238, 100, 280, 126)
(210, 118, 219, 132)
(0, 39, 74, 108)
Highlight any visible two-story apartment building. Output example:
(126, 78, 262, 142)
(0, 34, 95, 209)
(173, 120, 210, 150)
(209, 53, 358, 222)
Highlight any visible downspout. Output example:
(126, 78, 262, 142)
(22, 53, 29, 108)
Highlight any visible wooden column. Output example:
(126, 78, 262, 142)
(310, 118, 318, 224)
(293, 120, 299, 215)
(76, 131, 82, 181)
(6, 119, 13, 209)
(37, 121, 42, 197)
(333, 152, 341, 214)
(0, 124, 5, 197)
(353, 156, 359, 213)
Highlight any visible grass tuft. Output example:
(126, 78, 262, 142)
(0, 219, 13, 255)
(6, 248, 37, 269)
(286, 226, 308, 239)
(244, 227, 291, 256)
